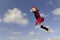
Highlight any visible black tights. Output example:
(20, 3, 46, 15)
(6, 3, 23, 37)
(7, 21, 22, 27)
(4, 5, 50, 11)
(41, 25, 48, 31)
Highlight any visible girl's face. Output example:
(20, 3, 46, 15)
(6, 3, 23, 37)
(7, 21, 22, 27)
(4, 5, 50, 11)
(32, 7, 37, 12)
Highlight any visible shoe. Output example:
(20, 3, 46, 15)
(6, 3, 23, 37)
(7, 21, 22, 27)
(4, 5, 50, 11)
(47, 28, 51, 33)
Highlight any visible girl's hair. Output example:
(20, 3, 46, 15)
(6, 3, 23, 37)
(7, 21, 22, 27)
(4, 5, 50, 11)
(32, 6, 38, 11)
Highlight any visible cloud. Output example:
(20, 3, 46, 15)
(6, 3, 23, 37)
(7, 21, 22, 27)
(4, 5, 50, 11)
(3, 8, 28, 25)
(12, 31, 21, 35)
(40, 13, 48, 17)
(28, 31, 40, 36)
(54, 17, 60, 20)
(47, 36, 60, 40)
(47, 38, 52, 40)
(0, 27, 8, 31)
(29, 31, 35, 35)
(0, 18, 2, 23)
(46, 0, 53, 5)
(34, 39, 40, 40)
(51, 8, 60, 16)
(22, 13, 27, 16)
(9, 37, 16, 40)
(53, 36, 60, 40)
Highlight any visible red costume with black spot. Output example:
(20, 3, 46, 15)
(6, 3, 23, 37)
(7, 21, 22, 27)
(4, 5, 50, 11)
(32, 7, 44, 25)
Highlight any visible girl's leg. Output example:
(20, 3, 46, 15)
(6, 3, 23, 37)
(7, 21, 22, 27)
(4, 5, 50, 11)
(40, 23, 49, 31)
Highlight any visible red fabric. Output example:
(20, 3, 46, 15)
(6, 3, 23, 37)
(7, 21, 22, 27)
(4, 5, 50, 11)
(36, 17, 44, 25)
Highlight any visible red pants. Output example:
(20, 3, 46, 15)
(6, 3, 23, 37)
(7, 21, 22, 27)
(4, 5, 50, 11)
(36, 17, 44, 25)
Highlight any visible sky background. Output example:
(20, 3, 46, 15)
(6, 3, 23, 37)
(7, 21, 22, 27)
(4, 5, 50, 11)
(0, 0, 60, 40)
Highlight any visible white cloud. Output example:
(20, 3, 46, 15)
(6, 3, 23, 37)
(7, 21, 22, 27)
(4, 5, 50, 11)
(46, 0, 53, 5)
(28, 31, 40, 36)
(3, 8, 28, 25)
(54, 17, 60, 20)
(12, 31, 21, 35)
(47, 36, 60, 40)
(29, 31, 35, 35)
(52, 8, 60, 16)
(34, 39, 40, 40)
(40, 13, 48, 17)
(0, 27, 8, 31)
(47, 38, 52, 40)
(22, 13, 27, 16)
(0, 18, 2, 23)
(9, 37, 16, 40)
(53, 36, 60, 40)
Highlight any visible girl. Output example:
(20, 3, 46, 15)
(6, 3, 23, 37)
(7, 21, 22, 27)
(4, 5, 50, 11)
(31, 6, 50, 32)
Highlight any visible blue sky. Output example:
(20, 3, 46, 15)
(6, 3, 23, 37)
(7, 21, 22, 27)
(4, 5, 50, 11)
(0, 0, 60, 40)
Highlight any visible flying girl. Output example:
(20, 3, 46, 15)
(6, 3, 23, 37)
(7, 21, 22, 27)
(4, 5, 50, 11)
(31, 6, 50, 32)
